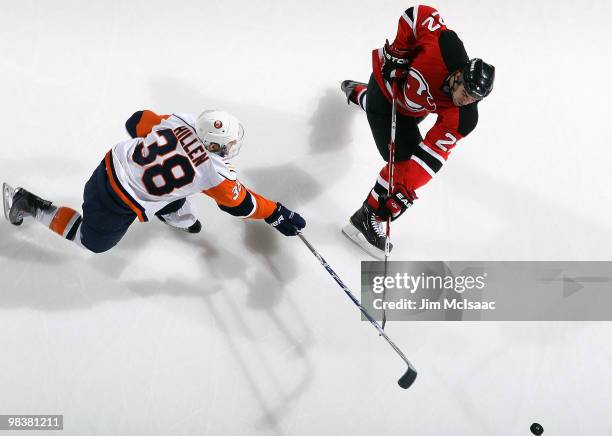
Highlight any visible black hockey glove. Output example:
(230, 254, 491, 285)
(376, 185, 417, 221)
(381, 39, 413, 82)
(265, 203, 306, 236)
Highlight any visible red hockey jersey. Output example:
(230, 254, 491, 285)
(371, 5, 478, 181)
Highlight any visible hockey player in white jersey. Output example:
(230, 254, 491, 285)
(2, 109, 305, 253)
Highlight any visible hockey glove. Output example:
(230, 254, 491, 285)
(381, 40, 414, 82)
(376, 184, 417, 221)
(265, 203, 306, 236)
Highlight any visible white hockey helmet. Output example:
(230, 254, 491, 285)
(195, 110, 244, 159)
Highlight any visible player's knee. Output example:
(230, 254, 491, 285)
(81, 240, 115, 254)
(87, 245, 114, 254)
(79, 229, 119, 254)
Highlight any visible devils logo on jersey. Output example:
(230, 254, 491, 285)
(402, 68, 436, 112)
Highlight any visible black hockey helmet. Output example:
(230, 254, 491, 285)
(461, 58, 495, 99)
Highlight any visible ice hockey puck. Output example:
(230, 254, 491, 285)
(530, 422, 544, 435)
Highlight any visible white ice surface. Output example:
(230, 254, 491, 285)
(1, 1, 612, 435)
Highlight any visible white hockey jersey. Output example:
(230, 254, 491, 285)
(104, 111, 276, 222)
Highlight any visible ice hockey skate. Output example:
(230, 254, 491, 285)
(158, 215, 202, 234)
(340, 80, 367, 104)
(342, 203, 392, 260)
(155, 197, 203, 234)
(3, 183, 53, 226)
(2, 183, 15, 222)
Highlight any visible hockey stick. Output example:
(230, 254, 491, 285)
(381, 80, 399, 330)
(298, 233, 417, 389)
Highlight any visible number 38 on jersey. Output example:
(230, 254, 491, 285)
(132, 129, 196, 196)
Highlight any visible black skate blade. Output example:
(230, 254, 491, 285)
(341, 223, 385, 260)
(2, 182, 15, 222)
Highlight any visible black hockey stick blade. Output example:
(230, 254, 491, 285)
(398, 367, 417, 389)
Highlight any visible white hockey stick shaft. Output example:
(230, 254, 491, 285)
(298, 233, 417, 388)
(382, 80, 399, 330)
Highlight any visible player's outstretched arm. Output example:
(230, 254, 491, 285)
(202, 179, 305, 236)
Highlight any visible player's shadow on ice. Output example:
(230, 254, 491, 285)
(87, 220, 301, 310)
(0, 213, 303, 320)
(115, 224, 315, 434)
(240, 163, 322, 207)
(0, 217, 315, 434)
(307, 88, 355, 155)
(0, 224, 67, 265)
(148, 78, 356, 195)
(1, 83, 358, 432)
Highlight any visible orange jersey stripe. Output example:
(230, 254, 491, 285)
(104, 151, 145, 222)
(49, 207, 78, 236)
(136, 111, 170, 137)
(203, 178, 277, 220)
(248, 191, 277, 219)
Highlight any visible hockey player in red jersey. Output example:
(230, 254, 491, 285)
(341, 5, 495, 259)
(2, 110, 305, 253)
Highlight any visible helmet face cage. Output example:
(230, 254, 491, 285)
(204, 123, 244, 160)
